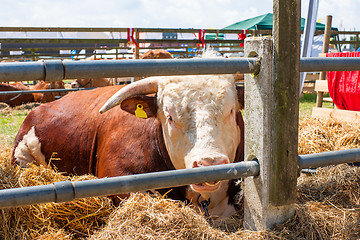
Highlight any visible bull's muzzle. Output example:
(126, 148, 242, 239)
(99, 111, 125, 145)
(191, 157, 230, 192)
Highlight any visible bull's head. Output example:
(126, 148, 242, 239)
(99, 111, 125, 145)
(99, 75, 244, 195)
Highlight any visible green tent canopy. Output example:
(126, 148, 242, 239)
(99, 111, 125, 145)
(222, 13, 338, 31)
(205, 13, 338, 40)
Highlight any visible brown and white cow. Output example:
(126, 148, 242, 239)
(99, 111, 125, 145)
(12, 74, 244, 221)
(32, 80, 66, 103)
(140, 49, 173, 59)
(0, 80, 66, 107)
(70, 78, 114, 88)
(0, 83, 34, 107)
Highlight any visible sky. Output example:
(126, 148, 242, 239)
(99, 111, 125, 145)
(0, 0, 359, 31)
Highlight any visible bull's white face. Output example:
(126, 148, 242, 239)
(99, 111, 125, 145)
(157, 75, 241, 193)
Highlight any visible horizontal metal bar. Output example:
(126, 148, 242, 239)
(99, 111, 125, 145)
(0, 38, 244, 44)
(0, 88, 95, 95)
(0, 61, 45, 82)
(1, 57, 360, 83)
(300, 57, 360, 72)
(64, 58, 257, 79)
(0, 161, 260, 208)
(0, 58, 259, 82)
(1, 148, 360, 208)
(298, 148, 360, 169)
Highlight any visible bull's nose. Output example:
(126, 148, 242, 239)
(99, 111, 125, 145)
(192, 157, 230, 168)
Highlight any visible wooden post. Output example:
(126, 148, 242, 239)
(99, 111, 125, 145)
(134, 30, 141, 82)
(135, 30, 140, 59)
(316, 15, 332, 107)
(243, 0, 300, 230)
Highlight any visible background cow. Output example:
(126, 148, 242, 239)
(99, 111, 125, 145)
(140, 49, 173, 59)
(0, 80, 66, 106)
(32, 80, 66, 103)
(70, 78, 114, 88)
(0, 83, 34, 107)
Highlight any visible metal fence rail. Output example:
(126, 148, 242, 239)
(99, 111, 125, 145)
(1, 148, 360, 209)
(300, 57, 360, 72)
(0, 57, 360, 83)
(0, 87, 95, 95)
(0, 161, 260, 208)
(298, 148, 360, 169)
(0, 58, 260, 82)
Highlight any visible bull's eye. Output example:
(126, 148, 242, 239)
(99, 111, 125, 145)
(167, 115, 173, 122)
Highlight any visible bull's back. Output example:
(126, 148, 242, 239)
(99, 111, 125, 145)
(11, 85, 126, 175)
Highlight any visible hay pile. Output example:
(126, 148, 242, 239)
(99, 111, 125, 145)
(275, 164, 360, 239)
(0, 145, 114, 239)
(0, 102, 40, 114)
(298, 118, 360, 154)
(0, 118, 360, 239)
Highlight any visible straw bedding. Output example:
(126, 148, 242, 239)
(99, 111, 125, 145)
(0, 118, 359, 239)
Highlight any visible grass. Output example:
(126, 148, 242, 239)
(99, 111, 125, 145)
(0, 108, 32, 147)
(299, 93, 334, 119)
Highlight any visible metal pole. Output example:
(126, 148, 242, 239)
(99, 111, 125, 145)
(1, 58, 360, 83)
(0, 58, 260, 82)
(0, 161, 259, 209)
(0, 88, 95, 95)
(298, 148, 360, 169)
(300, 57, 360, 72)
(1, 148, 360, 209)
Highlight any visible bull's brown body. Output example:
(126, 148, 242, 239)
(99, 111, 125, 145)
(11, 85, 244, 206)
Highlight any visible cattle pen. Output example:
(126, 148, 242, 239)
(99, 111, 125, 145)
(1, 0, 360, 234)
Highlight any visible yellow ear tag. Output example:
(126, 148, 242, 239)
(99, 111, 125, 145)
(135, 104, 148, 118)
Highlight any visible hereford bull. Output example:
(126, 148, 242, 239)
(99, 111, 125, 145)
(12, 74, 244, 221)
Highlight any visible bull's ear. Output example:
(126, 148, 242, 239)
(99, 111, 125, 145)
(236, 84, 244, 110)
(120, 95, 157, 118)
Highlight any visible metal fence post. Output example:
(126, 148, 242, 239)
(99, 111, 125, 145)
(244, 0, 300, 229)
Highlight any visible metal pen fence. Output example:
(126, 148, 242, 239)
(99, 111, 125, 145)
(1, 31, 360, 230)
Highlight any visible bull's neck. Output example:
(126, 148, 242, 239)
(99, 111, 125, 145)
(151, 119, 175, 171)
